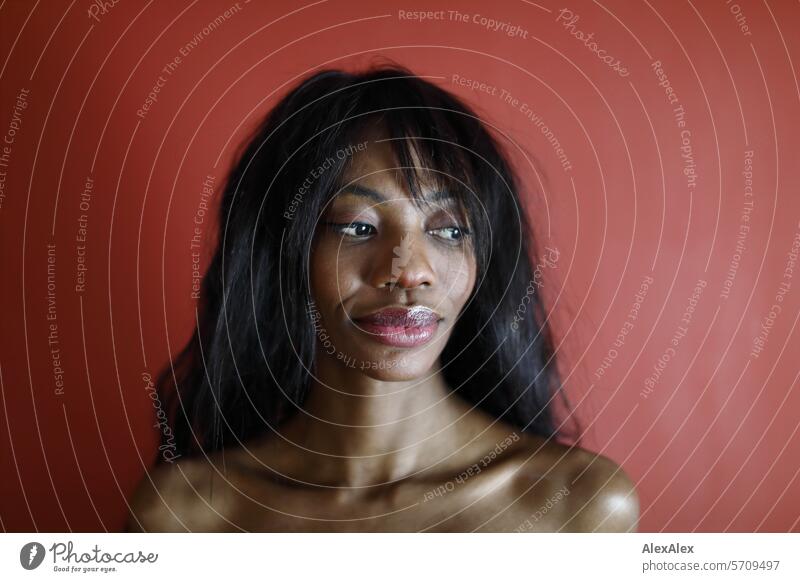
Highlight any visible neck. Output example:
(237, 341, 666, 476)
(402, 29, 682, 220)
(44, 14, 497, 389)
(270, 354, 483, 488)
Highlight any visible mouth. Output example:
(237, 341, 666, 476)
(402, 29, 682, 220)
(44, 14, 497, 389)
(353, 306, 442, 348)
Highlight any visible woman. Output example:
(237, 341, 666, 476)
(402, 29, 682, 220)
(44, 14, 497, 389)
(127, 63, 638, 532)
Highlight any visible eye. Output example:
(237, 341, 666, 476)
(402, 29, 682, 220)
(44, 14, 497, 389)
(326, 221, 376, 238)
(428, 226, 470, 242)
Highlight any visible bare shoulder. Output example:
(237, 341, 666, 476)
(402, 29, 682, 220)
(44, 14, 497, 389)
(508, 435, 639, 532)
(125, 454, 229, 532)
(561, 444, 639, 532)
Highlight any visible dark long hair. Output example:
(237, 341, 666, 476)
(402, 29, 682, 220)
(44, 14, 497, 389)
(157, 63, 579, 460)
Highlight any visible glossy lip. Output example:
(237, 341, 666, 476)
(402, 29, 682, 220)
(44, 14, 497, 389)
(353, 306, 442, 348)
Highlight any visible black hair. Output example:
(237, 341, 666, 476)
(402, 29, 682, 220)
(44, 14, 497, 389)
(156, 62, 580, 460)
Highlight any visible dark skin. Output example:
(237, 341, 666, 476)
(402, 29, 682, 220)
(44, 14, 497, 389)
(127, 133, 639, 532)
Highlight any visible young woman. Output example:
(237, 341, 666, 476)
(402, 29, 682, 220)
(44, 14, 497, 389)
(127, 64, 639, 532)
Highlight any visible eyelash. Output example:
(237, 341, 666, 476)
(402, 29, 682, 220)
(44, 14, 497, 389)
(324, 221, 471, 243)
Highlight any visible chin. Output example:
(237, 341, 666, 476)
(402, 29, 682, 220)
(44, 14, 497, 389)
(357, 360, 437, 382)
(327, 324, 454, 381)
(347, 345, 440, 381)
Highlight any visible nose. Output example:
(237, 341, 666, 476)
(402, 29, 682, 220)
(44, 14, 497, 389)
(370, 229, 436, 291)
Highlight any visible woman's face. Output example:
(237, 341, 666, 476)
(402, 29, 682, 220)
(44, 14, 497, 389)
(309, 137, 477, 381)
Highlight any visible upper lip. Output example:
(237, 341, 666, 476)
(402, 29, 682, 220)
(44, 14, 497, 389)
(354, 306, 442, 327)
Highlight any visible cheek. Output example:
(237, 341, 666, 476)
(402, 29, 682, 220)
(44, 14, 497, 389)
(310, 236, 361, 305)
(439, 249, 477, 308)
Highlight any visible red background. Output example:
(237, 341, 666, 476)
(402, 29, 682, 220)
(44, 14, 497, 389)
(1, 0, 799, 532)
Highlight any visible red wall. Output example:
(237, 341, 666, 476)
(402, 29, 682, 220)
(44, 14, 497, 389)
(1, 0, 798, 532)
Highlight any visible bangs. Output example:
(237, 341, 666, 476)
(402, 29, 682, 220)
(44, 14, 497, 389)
(328, 86, 496, 267)
(276, 65, 514, 274)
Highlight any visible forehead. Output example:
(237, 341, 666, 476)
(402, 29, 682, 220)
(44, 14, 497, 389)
(338, 130, 446, 203)
(341, 137, 398, 182)
(332, 183, 456, 211)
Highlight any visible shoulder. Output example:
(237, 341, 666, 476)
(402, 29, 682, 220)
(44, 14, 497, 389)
(561, 445, 639, 532)
(509, 436, 639, 532)
(125, 455, 229, 532)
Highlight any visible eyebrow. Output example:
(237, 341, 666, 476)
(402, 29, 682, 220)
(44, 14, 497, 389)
(337, 183, 454, 205)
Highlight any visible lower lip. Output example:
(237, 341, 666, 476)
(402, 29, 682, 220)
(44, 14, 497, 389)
(355, 321, 440, 347)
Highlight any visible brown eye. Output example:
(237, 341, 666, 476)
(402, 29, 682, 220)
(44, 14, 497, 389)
(428, 226, 470, 242)
(327, 222, 376, 238)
